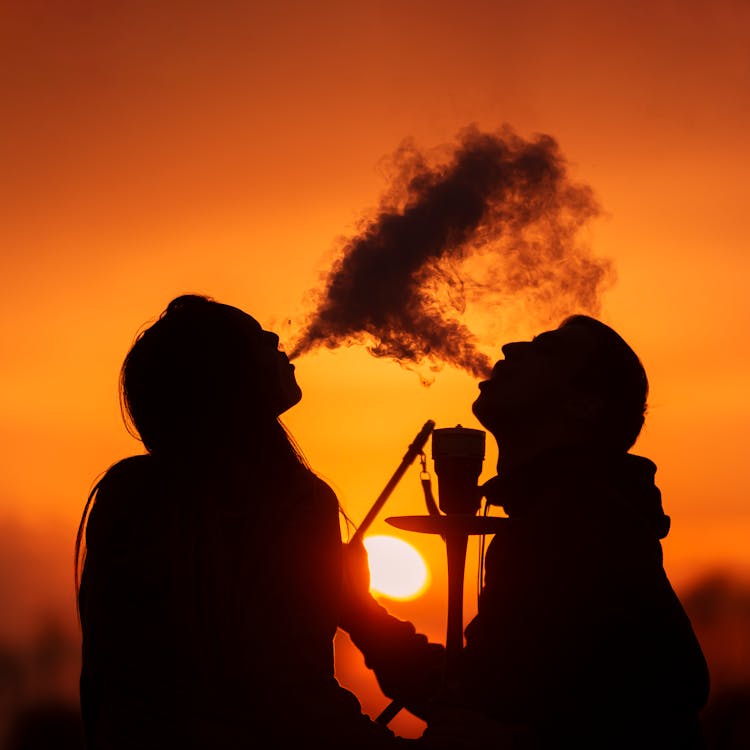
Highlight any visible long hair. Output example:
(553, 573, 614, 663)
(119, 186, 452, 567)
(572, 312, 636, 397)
(119, 294, 302, 456)
(75, 295, 312, 595)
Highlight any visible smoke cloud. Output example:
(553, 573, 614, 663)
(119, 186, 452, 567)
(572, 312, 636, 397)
(290, 124, 613, 381)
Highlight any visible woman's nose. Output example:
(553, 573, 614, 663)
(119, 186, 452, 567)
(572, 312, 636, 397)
(263, 331, 280, 349)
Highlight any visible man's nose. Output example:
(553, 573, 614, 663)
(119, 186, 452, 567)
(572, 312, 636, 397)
(501, 341, 529, 359)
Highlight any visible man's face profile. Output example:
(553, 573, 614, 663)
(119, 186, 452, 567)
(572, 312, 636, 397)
(472, 322, 597, 434)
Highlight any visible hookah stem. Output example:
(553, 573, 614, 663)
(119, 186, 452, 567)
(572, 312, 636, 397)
(350, 419, 436, 544)
(445, 532, 469, 681)
(376, 532, 469, 727)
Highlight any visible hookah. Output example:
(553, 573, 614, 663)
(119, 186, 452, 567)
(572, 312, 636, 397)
(352, 420, 507, 725)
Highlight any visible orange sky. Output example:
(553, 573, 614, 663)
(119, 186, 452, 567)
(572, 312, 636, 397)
(1, 0, 749, 732)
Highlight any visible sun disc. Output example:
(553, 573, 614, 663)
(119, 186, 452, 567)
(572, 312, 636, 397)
(363, 534, 430, 600)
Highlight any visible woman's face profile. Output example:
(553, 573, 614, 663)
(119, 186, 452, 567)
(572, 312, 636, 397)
(224, 305, 302, 417)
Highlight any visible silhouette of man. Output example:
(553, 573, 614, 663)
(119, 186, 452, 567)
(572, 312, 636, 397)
(449, 315, 710, 749)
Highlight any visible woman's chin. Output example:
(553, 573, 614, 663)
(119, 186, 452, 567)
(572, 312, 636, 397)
(276, 384, 303, 416)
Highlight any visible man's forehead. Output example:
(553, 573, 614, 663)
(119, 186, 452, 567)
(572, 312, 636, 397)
(532, 323, 598, 356)
(531, 330, 558, 344)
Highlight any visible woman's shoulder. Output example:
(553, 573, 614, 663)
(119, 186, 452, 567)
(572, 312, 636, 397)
(274, 464, 341, 519)
(87, 455, 160, 538)
(96, 454, 155, 489)
(309, 471, 343, 504)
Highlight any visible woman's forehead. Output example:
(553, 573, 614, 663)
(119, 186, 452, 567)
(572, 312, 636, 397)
(218, 304, 263, 333)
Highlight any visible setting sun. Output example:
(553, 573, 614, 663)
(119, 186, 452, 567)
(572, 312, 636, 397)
(364, 535, 430, 600)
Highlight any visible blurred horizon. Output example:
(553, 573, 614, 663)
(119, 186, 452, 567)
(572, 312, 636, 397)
(1, 512, 750, 745)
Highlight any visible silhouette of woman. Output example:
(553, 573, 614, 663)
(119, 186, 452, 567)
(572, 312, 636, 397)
(75, 295, 443, 749)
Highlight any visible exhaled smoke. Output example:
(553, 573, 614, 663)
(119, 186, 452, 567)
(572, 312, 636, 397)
(290, 124, 613, 382)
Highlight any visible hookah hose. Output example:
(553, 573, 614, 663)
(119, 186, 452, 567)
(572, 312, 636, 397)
(350, 420, 435, 544)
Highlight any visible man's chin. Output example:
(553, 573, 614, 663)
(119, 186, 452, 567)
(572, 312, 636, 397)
(473, 393, 515, 436)
(471, 396, 490, 429)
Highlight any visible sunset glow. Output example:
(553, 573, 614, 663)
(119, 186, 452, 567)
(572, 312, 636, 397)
(1, 0, 749, 743)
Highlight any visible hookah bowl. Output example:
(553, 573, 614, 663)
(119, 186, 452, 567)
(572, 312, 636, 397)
(387, 425, 504, 684)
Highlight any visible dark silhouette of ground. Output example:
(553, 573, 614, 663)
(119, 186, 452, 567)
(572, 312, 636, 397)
(683, 573, 750, 750)
(5, 701, 84, 750)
